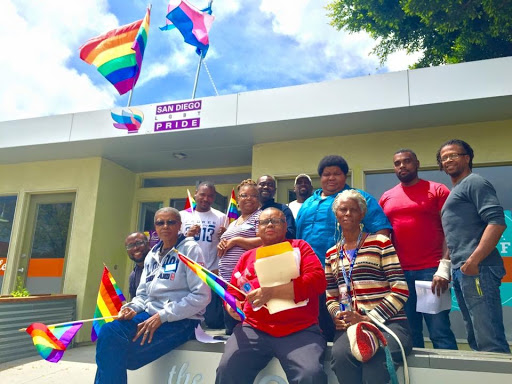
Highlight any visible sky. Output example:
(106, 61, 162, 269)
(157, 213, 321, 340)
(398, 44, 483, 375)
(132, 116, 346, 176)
(0, 0, 422, 123)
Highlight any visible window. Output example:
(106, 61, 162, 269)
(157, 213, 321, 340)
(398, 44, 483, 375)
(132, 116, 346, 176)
(0, 196, 17, 290)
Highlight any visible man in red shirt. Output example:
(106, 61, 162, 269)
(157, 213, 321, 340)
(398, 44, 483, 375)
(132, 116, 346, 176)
(379, 149, 457, 349)
(215, 208, 327, 384)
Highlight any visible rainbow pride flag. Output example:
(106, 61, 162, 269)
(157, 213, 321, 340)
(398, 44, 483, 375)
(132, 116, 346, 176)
(91, 266, 126, 342)
(165, 0, 215, 57)
(226, 188, 239, 224)
(177, 251, 245, 320)
(26, 322, 83, 363)
(184, 189, 197, 213)
(79, 7, 151, 95)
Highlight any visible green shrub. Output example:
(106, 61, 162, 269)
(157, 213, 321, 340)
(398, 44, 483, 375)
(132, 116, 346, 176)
(11, 276, 30, 297)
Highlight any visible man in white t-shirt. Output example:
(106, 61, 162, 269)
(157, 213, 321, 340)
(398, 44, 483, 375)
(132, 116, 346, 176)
(180, 181, 227, 328)
(288, 174, 313, 218)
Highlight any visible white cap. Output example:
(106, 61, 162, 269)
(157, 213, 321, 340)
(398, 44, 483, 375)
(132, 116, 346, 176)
(294, 174, 312, 185)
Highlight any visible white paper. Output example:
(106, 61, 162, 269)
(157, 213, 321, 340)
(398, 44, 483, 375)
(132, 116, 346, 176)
(194, 325, 225, 344)
(415, 280, 452, 314)
(254, 248, 308, 314)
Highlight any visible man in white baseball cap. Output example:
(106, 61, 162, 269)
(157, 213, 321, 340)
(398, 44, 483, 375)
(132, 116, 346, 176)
(288, 174, 313, 218)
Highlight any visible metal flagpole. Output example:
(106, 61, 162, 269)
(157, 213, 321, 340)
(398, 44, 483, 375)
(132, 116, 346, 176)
(126, 4, 151, 107)
(191, 0, 212, 99)
(127, 89, 134, 107)
(191, 54, 203, 99)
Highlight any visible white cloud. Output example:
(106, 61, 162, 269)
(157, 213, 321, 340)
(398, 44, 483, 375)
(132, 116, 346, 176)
(0, 0, 118, 121)
(386, 50, 424, 72)
(256, 0, 418, 78)
(0, 0, 425, 122)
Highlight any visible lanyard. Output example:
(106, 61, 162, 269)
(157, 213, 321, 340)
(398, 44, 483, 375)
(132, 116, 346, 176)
(339, 231, 364, 307)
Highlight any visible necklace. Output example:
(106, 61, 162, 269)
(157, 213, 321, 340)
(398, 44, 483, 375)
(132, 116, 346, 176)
(337, 230, 365, 311)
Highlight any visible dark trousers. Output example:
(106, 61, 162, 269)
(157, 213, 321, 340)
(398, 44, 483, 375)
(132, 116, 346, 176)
(223, 307, 241, 335)
(318, 292, 335, 342)
(204, 293, 224, 329)
(403, 268, 458, 349)
(331, 320, 412, 384)
(216, 323, 328, 384)
(94, 312, 198, 384)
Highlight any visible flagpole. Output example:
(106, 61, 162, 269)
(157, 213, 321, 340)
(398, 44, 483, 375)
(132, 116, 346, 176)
(19, 315, 118, 332)
(127, 89, 134, 107)
(191, 53, 203, 99)
(127, 4, 151, 108)
(174, 249, 246, 296)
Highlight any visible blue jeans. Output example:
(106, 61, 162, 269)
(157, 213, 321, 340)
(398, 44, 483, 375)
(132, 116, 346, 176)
(403, 268, 458, 349)
(94, 312, 199, 384)
(452, 266, 510, 353)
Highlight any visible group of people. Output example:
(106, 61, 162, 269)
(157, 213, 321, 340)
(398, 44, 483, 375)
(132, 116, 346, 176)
(95, 138, 509, 384)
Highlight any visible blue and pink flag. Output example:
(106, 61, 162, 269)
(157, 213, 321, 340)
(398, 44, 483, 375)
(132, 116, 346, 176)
(160, 2, 212, 31)
(164, 0, 215, 57)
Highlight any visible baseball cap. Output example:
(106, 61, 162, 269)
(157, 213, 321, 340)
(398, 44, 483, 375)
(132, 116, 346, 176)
(294, 174, 312, 185)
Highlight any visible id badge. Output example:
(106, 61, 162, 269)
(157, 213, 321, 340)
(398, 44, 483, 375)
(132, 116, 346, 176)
(164, 262, 177, 273)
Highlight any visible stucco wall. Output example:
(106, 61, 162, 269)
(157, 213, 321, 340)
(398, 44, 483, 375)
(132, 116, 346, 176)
(252, 119, 512, 189)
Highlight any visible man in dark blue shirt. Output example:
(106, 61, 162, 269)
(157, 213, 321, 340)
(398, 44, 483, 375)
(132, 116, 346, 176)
(257, 175, 296, 239)
(125, 232, 150, 299)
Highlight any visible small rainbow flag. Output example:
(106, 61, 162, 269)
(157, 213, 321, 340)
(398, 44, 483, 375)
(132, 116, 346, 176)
(184, 189, 196, 213)
(26, 322, 83, 363)
(79, 7, 151, 95)
(226, 188, 239, 224)
(177, 250, 245, 321)
(91, 266, 126, 342)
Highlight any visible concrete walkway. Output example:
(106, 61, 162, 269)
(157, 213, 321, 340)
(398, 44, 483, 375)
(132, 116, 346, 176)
(0, 345, 96, 384)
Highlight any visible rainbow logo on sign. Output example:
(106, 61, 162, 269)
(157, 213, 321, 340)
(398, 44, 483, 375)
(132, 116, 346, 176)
(111, 108, 144, 133)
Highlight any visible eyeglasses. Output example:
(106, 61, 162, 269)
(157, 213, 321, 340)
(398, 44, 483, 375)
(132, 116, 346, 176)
(125, 240, 147, 250)
(239, 194, 259, 200)
(259, 218, 286, 226)
(440, 153, 467, 162)
(155, 220, 179, 227)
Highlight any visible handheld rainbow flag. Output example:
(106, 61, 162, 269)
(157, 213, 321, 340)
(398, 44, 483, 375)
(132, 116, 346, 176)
(79, 7, 151, 95)
(226, 188, 239, 224)
(26, 322, 83, 363)
(176, 250, 246, 320)
(184, 189, 197, 213)
(91, 266, 126, 342)
(165, 0, 215, 57)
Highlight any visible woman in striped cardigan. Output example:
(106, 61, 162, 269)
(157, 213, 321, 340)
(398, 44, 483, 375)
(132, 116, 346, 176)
(326, 189, 412, 384)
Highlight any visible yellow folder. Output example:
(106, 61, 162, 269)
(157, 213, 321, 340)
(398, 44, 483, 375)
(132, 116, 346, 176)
(254, 242, 308, 314)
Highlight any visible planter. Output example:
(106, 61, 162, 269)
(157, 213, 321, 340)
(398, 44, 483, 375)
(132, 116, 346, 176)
(0, 294, 77, 364)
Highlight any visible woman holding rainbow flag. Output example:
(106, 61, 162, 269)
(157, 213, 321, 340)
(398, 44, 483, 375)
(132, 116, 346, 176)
(94, 207, 210, 384)
(218, 179, 262, 334)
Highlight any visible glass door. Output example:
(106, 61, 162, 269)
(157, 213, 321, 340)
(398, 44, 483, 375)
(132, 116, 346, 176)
(17, 193, 75, 294)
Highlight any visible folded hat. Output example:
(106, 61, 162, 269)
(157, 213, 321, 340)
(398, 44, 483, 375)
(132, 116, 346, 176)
(347, 321, 388, 362)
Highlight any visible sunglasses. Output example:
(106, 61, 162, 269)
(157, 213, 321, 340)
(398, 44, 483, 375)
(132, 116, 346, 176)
(155, 220, 179, 227)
